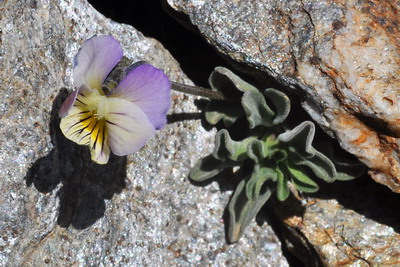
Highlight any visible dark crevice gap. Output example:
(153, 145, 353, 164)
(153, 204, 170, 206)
(88, 0, 229, 87)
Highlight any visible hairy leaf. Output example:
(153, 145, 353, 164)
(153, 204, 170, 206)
(209, 67, 258, 96)
(189, 155, 237, 182)
(276, 167, 290, 201)
(264, 88, 290, 125)
(242, 90, 275, 128)
(316, 142, 366, 180)
(278, 121, 316, 158)
(205, 100, 244, 126)
(247, 140, 268, 163)
(291, 151, 337, 182)
(228, 179, 273, 243)
(287, 163, 319, 192)
(213, 130, 256, 161)
(246, 165, 277, 200)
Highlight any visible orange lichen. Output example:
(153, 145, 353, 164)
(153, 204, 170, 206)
(351, 132, 368, 145)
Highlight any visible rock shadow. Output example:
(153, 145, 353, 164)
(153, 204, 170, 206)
(309, 173, 400, 234)
(25, 88, 126, 229)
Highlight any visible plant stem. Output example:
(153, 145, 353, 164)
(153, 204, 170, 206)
(167, 113, 203, 124)
(171, 82, 225, 100)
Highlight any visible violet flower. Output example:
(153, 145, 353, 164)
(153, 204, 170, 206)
(59, 36, 170, 164)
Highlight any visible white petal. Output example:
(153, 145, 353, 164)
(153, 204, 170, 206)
(73, 36, 123, 91)
(105, 97, 155, 156)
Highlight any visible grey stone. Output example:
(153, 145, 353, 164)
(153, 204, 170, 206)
(270, 178, 400, 266)
(0, 0, 288, 266)
(165, 0, 400, 193)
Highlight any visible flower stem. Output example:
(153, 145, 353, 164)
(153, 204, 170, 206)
(171, 82, 225, 100)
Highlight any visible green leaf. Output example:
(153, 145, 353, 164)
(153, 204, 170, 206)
(276, 167, 290, 201)
(278, 121, 316, 158)
(264, 88, 290, 125)
(246, 165, 277, 200)
(268, 148, 288, 163)
(291, 151, 337, 182)
(205, 100, 244, 126)
(247, 137, 281, 163)
(189, 155, 236, 182)
(242, 90, 275, 129)
(213, 130, 256, 161)
(228, 179, 273, 243)
(287, 163, 319, 193)
(209, 67, 258, 96)
(315, 142, 366, 180)
(247, 140, 268, 163)
(335, 172, 359, 181)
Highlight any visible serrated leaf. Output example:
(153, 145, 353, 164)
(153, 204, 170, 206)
(291, 151, 337, 182)
(287, 163, 319, 193)
(242, 90, 275, 129)
(228, 179, 273, 243)
(189, 155, 236, 182)
(278, 121, 316, 158)
(276, 167, 290, 201)
(205, 100, 244, 126)
(264, 88, 290, 125)
(246, 165, 277, 200)
(209, 67, 258, 96)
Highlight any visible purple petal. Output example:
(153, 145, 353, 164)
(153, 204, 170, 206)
(110, 64, 171, 130)
(73, 35, 123, 91)
(59, 87, 81, 117)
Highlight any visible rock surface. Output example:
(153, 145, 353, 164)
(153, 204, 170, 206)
(165, 0, 400, 193)
(0, 0, 288, 266)
(269, 177, 400, 266)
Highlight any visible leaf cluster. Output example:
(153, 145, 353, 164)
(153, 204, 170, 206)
(190, 67, 365, 243)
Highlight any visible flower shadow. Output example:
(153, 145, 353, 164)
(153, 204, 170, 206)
(25, 88, 126, 229)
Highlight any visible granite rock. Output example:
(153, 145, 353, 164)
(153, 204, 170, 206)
(270, 177, 400, 266)
(0, 0, 288, 266)
(165, 0, 400, 193)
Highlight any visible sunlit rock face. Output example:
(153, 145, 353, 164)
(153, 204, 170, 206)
(165, 0, 400, 193)
(0, 0, 288, 266)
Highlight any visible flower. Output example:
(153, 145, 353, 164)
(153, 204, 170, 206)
(59, 36, 171, 164)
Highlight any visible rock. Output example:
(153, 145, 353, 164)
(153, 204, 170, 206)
(269, 177, 400, 266)
(0, 0, 288, 266)
(164, 0, 400, 193)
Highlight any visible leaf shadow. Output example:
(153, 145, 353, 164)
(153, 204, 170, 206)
(25, 88, 126, 229)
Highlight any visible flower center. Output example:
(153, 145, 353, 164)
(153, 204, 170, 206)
(94, 95, 108, 119)
(84, 90, 108, 120)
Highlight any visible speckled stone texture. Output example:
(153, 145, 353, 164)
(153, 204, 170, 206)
(165, 0, 400, 193)
(269, 176, 400, 266)
(0, 0, 288, 266)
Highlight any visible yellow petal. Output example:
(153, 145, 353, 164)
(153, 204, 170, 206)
(89, 119, 110, 164)
(60, 106, 95, 146)
(60, 87, 111, 164)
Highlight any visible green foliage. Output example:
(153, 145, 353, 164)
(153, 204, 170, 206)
(190, 67, 365, 243)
